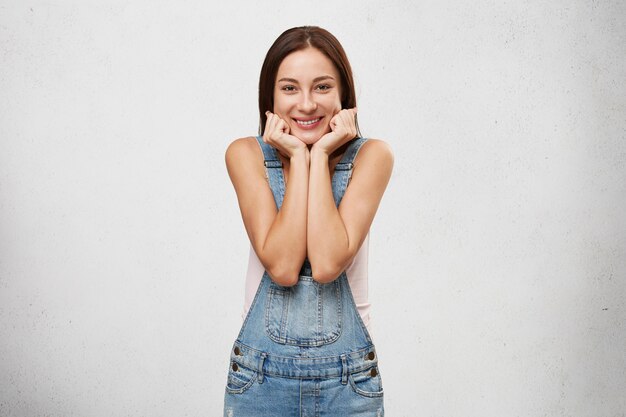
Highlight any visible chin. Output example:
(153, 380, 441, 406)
(291, 126, 330, 145)
(297, 133, 323, 145)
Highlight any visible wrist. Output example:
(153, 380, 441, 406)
(310, 145, 331, 159)
(290, 146, 310, 163)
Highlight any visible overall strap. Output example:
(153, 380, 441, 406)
(255, 135, 286, 210)
(255, 136, 369, 209)
(331, 137, 368, 207)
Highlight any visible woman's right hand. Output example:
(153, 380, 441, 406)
(263, 111, 308, 158)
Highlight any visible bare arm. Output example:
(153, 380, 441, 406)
(307, 139, 394, 283)
(226, 137, 310, 286)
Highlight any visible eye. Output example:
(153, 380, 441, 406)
(281, 85, 297, 92)
(316, 84, 332, 92)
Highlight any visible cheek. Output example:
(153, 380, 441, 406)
(323, 94, 342, 114)
(271, 97, 282, 113)
(332, 92, 343, 111)
(272, 90, 287, 109)
(273, 95, 296, 113)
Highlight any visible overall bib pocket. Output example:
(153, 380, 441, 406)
(225, 361, 257, 395)
(348, 366, 384, 398)
(265, 276, 342, 346)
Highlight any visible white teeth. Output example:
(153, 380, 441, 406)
(296, 118, 320, 126)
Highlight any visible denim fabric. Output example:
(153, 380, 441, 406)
(223, 137, 384, 417)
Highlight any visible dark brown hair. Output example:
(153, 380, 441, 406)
(258, 26, 359, 136)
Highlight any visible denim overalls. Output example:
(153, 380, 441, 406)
(223, 136, 384, 417)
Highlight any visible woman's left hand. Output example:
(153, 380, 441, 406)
(312, 108, 358, 155)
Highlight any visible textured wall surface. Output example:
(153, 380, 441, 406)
(1, 1, 625, 416)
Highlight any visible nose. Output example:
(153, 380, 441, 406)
(297, 92, 317, 113)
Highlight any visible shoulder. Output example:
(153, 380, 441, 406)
(225, 136, 264, 168)
(225, 136, 265, 179)
(360, 138, 393, 156)
(355, 138, 394, 171)
(225, 136, 260, 161)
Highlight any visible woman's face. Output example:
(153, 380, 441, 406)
(273, 47, 342, 145)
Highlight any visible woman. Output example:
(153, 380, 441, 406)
(223, 26, 393, 416)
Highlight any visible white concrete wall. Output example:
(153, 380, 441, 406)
(1, 1, 624, 416)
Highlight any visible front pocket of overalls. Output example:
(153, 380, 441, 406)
(265, 276, 342, 346)
(348, 366, 384, 398)
(225, 361, 257, 395)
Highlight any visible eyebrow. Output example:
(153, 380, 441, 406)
(277, 75, 336, 83)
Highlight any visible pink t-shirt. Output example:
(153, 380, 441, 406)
(242, 233, 372, 331)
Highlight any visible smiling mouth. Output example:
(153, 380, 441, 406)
(294, 117, 322, 126)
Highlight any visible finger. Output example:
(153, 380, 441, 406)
(269, 114, 280, 136)
(276, 118, 287, 134)
(337, 108, 356, 125)
(347, 109, 358, 136)
(272, 116, 287, 141)
(279, 118, 290, 135)
(343, 107, 357, 120)
(337, 110, 351, 130)
(265, 111, 274, 128)
(275, 113, 288, 126)
(338, 110, 356, 137)
(273, 113, 287, 131)
(262, 114, 270, 141)
(329, 113, 340, 131)
(264, 113, 273, 135)
(264, 113, 278, 141)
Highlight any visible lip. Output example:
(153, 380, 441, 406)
(292, 116, 324, 130)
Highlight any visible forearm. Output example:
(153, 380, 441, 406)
(307, 148, 351, 283)
(261, 149, 309, 285)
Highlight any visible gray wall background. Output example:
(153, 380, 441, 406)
(1, 1, 625, 416)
